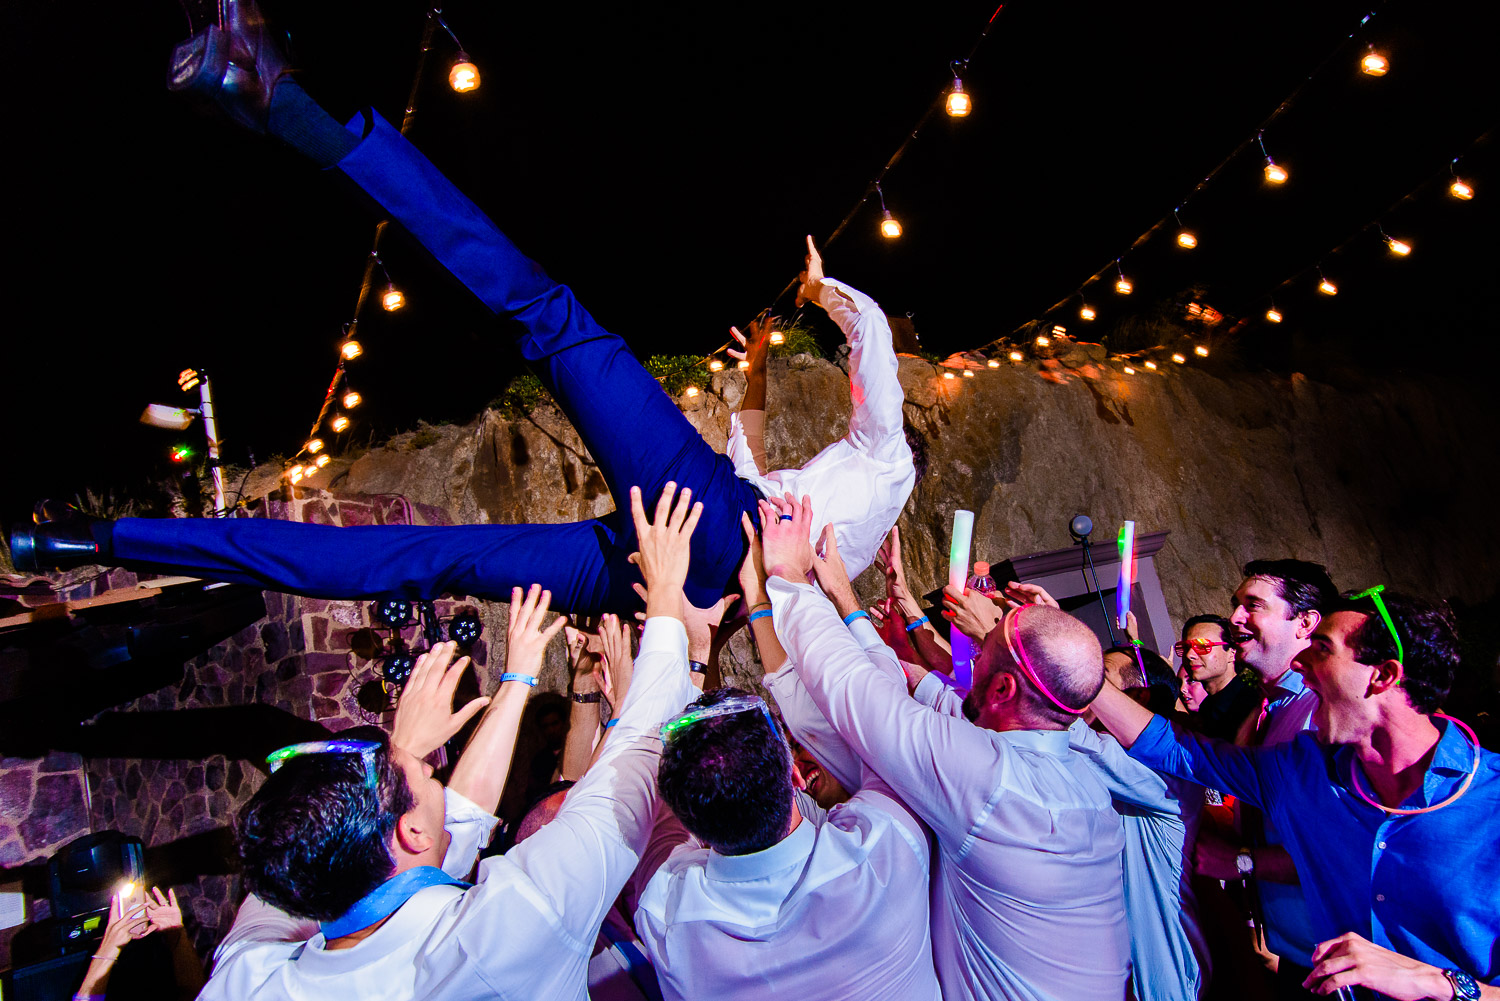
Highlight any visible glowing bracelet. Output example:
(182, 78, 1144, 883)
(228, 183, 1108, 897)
(499, 672, 539, 687)
(842, 610, 870, 626)
(748, 609, 774, 624)
(906, 615, 930, 632)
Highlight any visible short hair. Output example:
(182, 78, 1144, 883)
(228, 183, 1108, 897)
(511, 781, 576, 847)
(1105, 645, 1176, 692)
(1000, 606, 1104, 724)
(237, 731, 414, 921)
(1182, 614, 1235, 642)
(656, 687, 792, 856)
(1327, 590, 1461, 715)
(1242, 559, 1337, 616)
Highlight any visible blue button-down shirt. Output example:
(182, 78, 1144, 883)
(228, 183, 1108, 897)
(1130, 714, 1500, 984)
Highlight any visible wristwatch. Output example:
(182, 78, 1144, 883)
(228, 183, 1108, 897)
(569, 691, 602, 704)
(1445, 969, 1480, 1001)
(1234, 848, 1255, 878)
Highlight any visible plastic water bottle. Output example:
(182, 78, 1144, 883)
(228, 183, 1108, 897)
(952, 562, 998, 688)
(967, 562, 998, 597)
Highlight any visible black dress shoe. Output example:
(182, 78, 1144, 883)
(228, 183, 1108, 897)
(167, 0, 291, 133)
(9, 503, 113, 572)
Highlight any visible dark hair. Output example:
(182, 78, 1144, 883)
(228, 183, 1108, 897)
(656, 687, 792, 856)
(903, 421, 929, 485)
(237, 732, 415, 921)
(1242, 559, 1337, 616)
(1103, 645, 1176, 692)
(1182, 614, 1235, 643)
(1327, 590, 1461, 715)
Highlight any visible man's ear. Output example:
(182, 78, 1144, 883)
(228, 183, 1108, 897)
(394, 809, 437, 857)
(1295, 609, 1322, 640)
(985, 671, 1020, 715)
(1366, 658, 1405, 699)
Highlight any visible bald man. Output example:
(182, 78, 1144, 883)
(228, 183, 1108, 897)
(759, 497, 1127, 1001)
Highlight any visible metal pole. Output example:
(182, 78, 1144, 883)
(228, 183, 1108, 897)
(198, 376, 226, 515)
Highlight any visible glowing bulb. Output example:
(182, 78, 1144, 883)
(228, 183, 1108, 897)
(1144, 360, 1158, 371)
(1266, 308, 1283, 323)
(945, 80, 971, 118)
(1387, 237, 1412, 256)
(1264, 160, 1288, 184)
(962, 369, 974, 378)
(449, 53, 480, 93)
(942, 371, 956, 380)
(289, 466, 304, 484)
(343, 391, 362, 409)
(1080, 305, 1096, 321)
(769, 330, 785, 345)
(1176, 230, 1198, 249)
(1318, 279, 1338, 296)
(1194, 345, 1209, 357)
(1360, 51, 1389, 76)
(315, 454, 331, 468)
(1171, 353, 1187, 364)
(684, 385, 700, 398)
(1008, 350, 1024, 362)
(177, 368, 200, 392)
(708, 359, 724, 372)
(117, 882, 135, 900)
(1035, 335, 1051, 348)
(1052, 324, 1066, 335)
(880, 210, 902, 239)
(331, 415, 350, 433)
(306, 438, 325, 454)
(1123, 366, 1136, 375)
(1115, 278, 1133, 295)
(341, 340, 363, 360)
(380, 284, 405, 311)
(1450, 179, 1474, 200)
(737, 360, 750, 370)
(986, 358, 1000, 368)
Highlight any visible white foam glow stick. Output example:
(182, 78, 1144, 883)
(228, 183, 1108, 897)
(949, 510, 976, 689)
(1116, 520, 1136, 629)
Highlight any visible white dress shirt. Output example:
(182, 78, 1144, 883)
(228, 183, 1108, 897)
(200, 616, 698, 1001)
(771, 576, 1129, 1001)
(727, 278, 914, 582)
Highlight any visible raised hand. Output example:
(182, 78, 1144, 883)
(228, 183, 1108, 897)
(505, 584, 568, 680)
(943, 584, 1004, 642)
(594, 613, 635, 706)
(811, 523, 859, 617)
(628, 482, 702, 621)
(760, 494, 815, 584)
(727, 312, 775, 372)
(874, 525, 907, 589)
(738, 511, 769, 607)
(1000, 580, 1061, 611)
(391, 640, 491, 759)
(794, 235, 825, 308)
(143, 887, 183, 934)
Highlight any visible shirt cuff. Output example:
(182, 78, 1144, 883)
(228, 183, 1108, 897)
(441, 786, 500, 878)
(912, 672, 948, 709)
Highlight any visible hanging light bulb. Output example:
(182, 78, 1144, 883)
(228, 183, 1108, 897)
(946, 79, 971, 117)
(381, 284, 406, 311)
(1144, 360, 1158, 371)
(1194, 345, 1210, 357)
(341, 339, 363, 360)
(306, 438, 325, 454)
(880, 211, 902, 239)
(1450, 178, 1474, 200)
(1052, 324, 1066, 336)
(962, 369, 974, 378)
(1123, 365, 1136, 375)
(1386, 236, 1412, 256)
(315, 454, 331, 468)
(1360, 48, 1389, 76)
(986, 358, 1000, 368)
(684, 385, 700, 398)
(1264, 159, 1288, 184)
(343, 390, 362, 409)
(1266, 308, 1283, 323)
(737, 359, 750, 370)
(942, 371, 956, 380)
(708, 358, 724, 372)
(1177, 231, 1198, 249)
(449, 52, 480, 92)
(1035, 335, 1051, 348)
(289, 466, 304, 484)
(1080, 304, 1096, 321)
(1115, 278, 1133, 295)
(769, 330, 785, 345)
(1171, 352, 1187, 364)
(1008, 350, 1024, 362)
(331, 414, 351, 433)
(1318, 277, 1338, 296)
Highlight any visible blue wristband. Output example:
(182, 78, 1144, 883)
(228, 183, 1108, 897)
(499, 672, 539, 687)
(604, 718, 620, 729)
(842, 610, 870, 626)
(905, 615, 930, 632)
(748, 609, 774, 624)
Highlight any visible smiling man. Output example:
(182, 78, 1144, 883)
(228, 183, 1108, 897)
(1090, 588, 1500, 1000)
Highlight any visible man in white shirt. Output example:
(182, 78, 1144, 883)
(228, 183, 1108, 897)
(759, 496, 1129, 1001)
(199, 483, 706, 1001)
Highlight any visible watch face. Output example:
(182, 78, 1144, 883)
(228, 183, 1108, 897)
(1451, 970, 1480, 1000)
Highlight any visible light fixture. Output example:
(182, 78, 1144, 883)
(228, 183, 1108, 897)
(289, 466, 304, 484)
(177, 368, 201, 392)
(875, 182, 901, 239)
(1052, 324, 1066, 335)
(987, 358, 1000, 368)
(449, 609, 483, 648)
(341, 339, 363, 361)
(1450, 178, 1474, 200)
(1144, 360, 1158, 371)
(1035, 335, 1051, 348)
(315, 454, 331, 468)
(946, 81, 972, 118)
(1123, 365, 1136, 375)
(381, 284, 406, 311)
(170, 445, 193, 463)
(331, 414, 351, 433)
(1008, 350, 1024, 362)
(1266, 307, 1283, 323)
(684, 385, 700, 398)
(306, 438, 325, 454)
(769, 330, 785, 345)
(737, 359, 750, 370)
(1114, 259, 1132, 295)
(1080, 304, 1096, 321)
(962, 369, 974, 378)
(449, 54, 480, 92)
(708, 359, 724, 372)
(1194, 345, 1209, 357)
(343, 390, 362, 409)
(1259, 131, 1287, 184)
(942, 371, 956, 380)
(1177, 231, 1198, 249)
(1318, 276, 1338, 296)
(1386, 236, 1412, 256)
(1171, 352, 1187, 364)
(1360, 48, 1389, 77)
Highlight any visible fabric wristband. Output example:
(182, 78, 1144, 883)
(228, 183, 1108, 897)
(604, 718, 620, 729)
(499, 672, 539, 687)
(748, 609, 774, 624)
(905, 615, 930, 632)
(842, 610, 870, 626)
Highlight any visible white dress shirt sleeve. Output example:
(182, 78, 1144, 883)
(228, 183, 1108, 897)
(440, 786, 500, 879)
(763, 660, 865, 795)
(913, 671, 967, 720)
(811, 278, 907, 462)
(769, 576, 1024, 844)
(492, 616, 698, 951)
(726, 411, 766, 481)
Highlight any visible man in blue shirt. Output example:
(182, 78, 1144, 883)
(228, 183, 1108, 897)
(1091, 588, 1498, 1000)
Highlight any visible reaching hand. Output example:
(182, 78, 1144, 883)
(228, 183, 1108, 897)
(505, 584, 567, 681)
(594, 613, 635, 707)
(1000, 580, 1061, 611)
(943, 584, 1004, 642)
(99, 886, 150, 957)
(628, 483, 702, 620)
(874, 525, 907, 589)
(143, 887, 183, 935)
(1302, 933, 1453, 1000)
(760, 495, 815, 584)
(794, 235, 825, 308)
(1123, 609, 1140, 644)
(738, 511, 769, 607)
(870, 598, 921, 662)
(811, 523, 859, 617)
(727, 313, 775, 373)
(391, 641, 491, 759)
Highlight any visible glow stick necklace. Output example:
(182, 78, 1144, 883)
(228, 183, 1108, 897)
(1348, 713, 1481, 815)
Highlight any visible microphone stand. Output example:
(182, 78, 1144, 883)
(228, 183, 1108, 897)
(1074, 531, 1118, 647)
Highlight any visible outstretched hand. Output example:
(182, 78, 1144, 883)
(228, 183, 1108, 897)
(999, 580, 1061, 611)
(943, 585, 1004, 642)
(794, 235, 825, 308)
(392, 640, 491, 759)
(811, 523, 860, 617)
(760, 494, 815, 584)
(628, 482, 703, 622)
(728, 312, 775, 372)
(505, 584, 568, 680)
(143, 887, 183, 935)
(594, 613, 635, 707)
(874, 525, 907, 588)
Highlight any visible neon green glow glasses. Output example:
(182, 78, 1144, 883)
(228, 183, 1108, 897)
(660, 695, 785, 745)
(266, 739, 381, 789)
(1347, 585, 1404, 664)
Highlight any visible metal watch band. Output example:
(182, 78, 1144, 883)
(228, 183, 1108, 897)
(570, 690, 602, 704)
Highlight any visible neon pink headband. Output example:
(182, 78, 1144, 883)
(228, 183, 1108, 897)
(1000, 604, 1085, 715)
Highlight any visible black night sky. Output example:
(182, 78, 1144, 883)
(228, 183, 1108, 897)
(3, 1, 1496, 525)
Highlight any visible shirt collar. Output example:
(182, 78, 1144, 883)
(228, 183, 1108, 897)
(1262, 668, 1307, 704)
(998, 727, 1073, 756)
(706, 815, 817, 883)
(1430, 716, 1480, 777)
(1334, 715, 1481, 807)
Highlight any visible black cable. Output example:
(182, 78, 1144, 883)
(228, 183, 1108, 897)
(1079, 537, 1118, 647)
